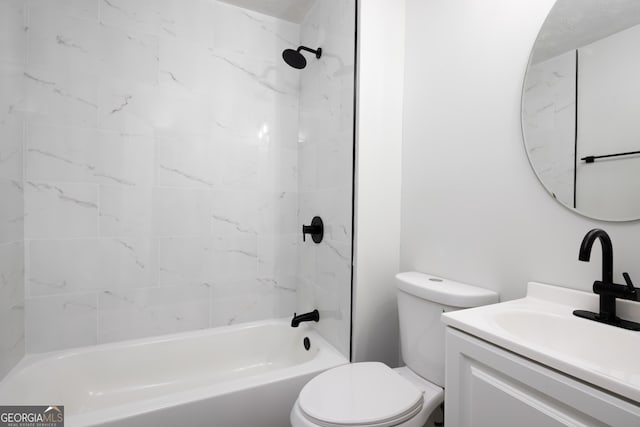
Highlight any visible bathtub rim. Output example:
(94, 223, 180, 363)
(1, 318, 348, 426)
(7, 317, 324, 371)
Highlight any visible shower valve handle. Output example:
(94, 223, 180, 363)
(302, 216, 324, 244)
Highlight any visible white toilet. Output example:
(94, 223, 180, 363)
(291, 271, 499, 427)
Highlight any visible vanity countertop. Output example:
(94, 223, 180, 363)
(442, 282, 640, 404)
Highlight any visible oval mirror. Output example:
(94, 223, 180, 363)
(522, 0, 640, 221)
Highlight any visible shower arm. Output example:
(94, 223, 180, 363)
(297, 46, 322, 58)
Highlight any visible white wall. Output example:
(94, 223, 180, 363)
(401, 0, 640, 304)
(352, 0, 405, 366)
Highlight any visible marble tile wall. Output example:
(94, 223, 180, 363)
(297, 0, 355, 358)
(21, 0, 303, 353)
(522, 51, 576, 208)
(0, 0, 26, 377)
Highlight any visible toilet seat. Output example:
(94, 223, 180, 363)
(297, 362, 425, 427)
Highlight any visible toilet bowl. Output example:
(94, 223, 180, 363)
(291, 272, 499, 427)
(291, 363, 443, 427)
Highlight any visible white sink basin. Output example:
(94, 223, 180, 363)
(442, 282, 640, 403)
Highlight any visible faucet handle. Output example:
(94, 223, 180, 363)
(623, 272, 635, 291)
(302, 217, 324, 244)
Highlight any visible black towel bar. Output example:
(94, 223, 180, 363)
(581, 150, 640, 163)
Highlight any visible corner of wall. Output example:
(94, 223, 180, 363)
(352, 0, 406, 366)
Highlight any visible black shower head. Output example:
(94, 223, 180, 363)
(282, 49, 306, 69)
(282, 46, 322, 69)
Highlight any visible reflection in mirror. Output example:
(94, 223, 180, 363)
(522, 0, 640, 221)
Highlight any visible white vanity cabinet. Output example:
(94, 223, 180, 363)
(445, 328, 640, 427)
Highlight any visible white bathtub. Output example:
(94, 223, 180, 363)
(0, 319, 347, 427)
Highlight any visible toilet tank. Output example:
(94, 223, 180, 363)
(396, 272, 498, 387)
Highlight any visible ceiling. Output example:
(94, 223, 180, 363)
(218, 0, 316, 23)
(532, 0, 640, 63)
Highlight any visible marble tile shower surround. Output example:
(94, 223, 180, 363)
(0, 0, 26, 378)
(296, 0, 355, 358)
(522, 51, 576, 208)
(19, 0, 308, 353)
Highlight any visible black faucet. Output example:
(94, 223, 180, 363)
(291, 310, 320, 327)
(573, 229, 640, 330)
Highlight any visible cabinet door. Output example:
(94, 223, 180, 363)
(445, 328, 640, 427)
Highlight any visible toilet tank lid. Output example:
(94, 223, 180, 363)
(395, 272, 499, 308)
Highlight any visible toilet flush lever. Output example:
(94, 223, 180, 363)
(302, 216, 324, 243)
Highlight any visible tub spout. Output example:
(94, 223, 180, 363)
(291, 310, 320, 327)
